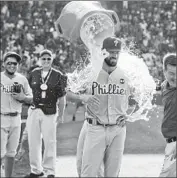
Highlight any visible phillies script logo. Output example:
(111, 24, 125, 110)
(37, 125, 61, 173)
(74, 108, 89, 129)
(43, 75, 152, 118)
(0, 83, 14, 93)
(92, 82, 127, 95)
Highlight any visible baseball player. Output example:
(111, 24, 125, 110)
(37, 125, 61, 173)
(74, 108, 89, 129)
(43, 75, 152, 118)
(157, 53, 176, 177)
(76, 98, 138, 177)
(25, 49, 67, 178)
(0, 52, 33, 177)
(77, 36, 133, 177)
(76, 119, 104, 177)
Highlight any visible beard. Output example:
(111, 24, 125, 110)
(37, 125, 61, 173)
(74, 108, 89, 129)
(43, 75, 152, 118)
(104, 57, 117, 67)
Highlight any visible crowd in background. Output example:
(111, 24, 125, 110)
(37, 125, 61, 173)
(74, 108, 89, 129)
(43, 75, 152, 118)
(0, 1, 176, 81)
(114, 1, 176, 80)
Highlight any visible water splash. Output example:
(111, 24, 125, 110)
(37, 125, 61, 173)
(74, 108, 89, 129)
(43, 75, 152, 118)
(66, 11, 156, 122)
(67, 44, 105, 93)
(67, 44, 156, 122)
(118, 50, 156, 121)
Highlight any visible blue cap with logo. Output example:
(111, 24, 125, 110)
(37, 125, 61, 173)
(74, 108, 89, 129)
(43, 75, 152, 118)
(102, 37, 121, 51)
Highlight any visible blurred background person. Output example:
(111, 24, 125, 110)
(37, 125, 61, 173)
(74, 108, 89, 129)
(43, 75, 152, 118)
(0, 52, 33, 177)
(25, 49, 67, 178)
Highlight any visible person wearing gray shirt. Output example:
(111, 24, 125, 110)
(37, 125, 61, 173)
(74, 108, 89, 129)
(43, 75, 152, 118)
(158, 53, 176, 177)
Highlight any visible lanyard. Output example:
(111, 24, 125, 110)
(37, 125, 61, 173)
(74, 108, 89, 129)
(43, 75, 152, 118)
(41, 68, 52, 84)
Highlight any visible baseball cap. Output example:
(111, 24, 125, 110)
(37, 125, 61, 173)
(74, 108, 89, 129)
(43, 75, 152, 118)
(102, 37, 121, 51)
(3, 52, 22, 63)
(163, 53, 176, 68)
(40, 49, 53, 57)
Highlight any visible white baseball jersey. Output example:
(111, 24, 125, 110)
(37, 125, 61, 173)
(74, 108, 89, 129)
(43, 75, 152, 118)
(86, 66, 131, 124)
(0, 71, 32, 114)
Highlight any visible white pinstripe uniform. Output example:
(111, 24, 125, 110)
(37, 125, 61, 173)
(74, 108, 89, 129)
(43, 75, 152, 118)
(80, 66, 131, 177)
(1, 71, 32, 158)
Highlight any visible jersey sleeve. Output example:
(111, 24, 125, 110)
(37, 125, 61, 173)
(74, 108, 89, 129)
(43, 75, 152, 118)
(57, 73, 67, 97)
(27, 71, 33, 88)
(22, 76, 33, 97)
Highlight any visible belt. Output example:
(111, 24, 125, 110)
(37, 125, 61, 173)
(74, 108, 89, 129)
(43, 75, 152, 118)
(166, 137, 176, 143)
(86, 118, 117, 127)
(0, 112, 18, 116)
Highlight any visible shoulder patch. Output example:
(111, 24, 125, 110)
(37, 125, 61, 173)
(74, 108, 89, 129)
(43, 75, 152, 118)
(32, 67, 42, 72)
(120, 78, 125, 84)
(30, 67, 42, 75)
(52, 68, 63, 75)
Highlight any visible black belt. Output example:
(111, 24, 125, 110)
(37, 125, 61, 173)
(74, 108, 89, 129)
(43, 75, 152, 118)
(166, 137, 176, 143)
(86, 118, 117, 127)
(0, 112, 18, 116)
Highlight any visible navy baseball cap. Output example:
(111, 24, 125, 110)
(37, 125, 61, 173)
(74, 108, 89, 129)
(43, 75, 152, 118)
(102, 37, 121, 51)
(3, 52, 22, 63)
(40, 49, 53, 57)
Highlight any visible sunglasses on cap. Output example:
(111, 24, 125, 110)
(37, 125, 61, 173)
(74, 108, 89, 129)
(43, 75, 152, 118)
(7, 62, 18, 66)
(41, 58, 52, 61)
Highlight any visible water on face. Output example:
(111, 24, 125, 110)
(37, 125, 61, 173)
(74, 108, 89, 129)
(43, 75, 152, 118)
(67, 13, 157, 122)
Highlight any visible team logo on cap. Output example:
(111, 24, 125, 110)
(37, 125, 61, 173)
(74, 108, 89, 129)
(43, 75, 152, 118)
(120, 79, 125, 84)
(114, 39, 120, 47)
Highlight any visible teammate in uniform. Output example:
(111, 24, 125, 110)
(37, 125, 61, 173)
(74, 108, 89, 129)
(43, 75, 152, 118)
(0, 52, 33, 177)
(158, 53, 176, 177)
(25, 49, 67, 178)
(77, 37, 132, 177)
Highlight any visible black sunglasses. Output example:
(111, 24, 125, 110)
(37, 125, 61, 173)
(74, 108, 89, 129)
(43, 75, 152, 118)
(42, 58, 52, 61)
(7, 62, 18, 66)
